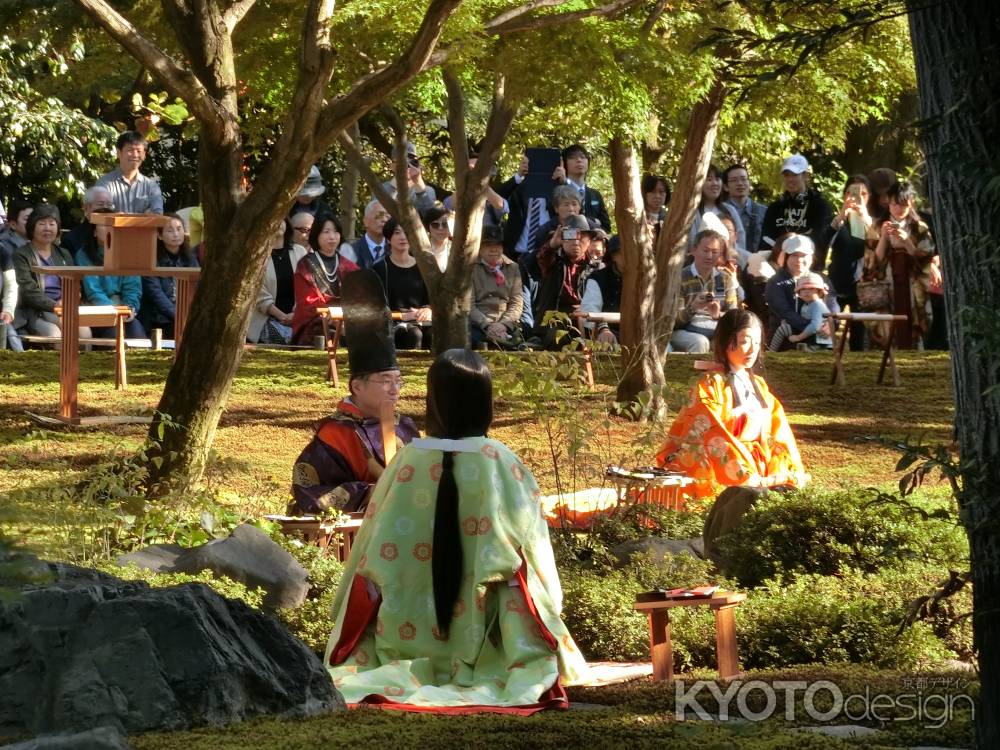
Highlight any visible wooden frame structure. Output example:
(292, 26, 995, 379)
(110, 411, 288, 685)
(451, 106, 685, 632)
(828, 312, 908, 387)
(30, 213, 200, 426)
(635, 591, 747, 681)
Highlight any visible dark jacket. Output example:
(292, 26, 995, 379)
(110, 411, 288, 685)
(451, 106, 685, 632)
(498, 177, 613, 256)
(820, 223, 866, 299)
(141, 252, 200, 331)
(759, 188, 834, 267)
(350, 235, 384, 270)
(12, 243, 73, 329)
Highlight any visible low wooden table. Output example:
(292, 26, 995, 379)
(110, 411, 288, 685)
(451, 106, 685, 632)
(266, 514, 364, 562)
(30, 265, 200, 425)
(827, 312, 907, 387)
(606, 471, 694, 512)
(635, 590, 746, 681)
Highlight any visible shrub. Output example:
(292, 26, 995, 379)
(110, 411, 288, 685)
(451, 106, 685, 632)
(268, 529, 344, 654)
(559, 567, 649, 661)
(735, 569, 956, 671)
(102, 562, 266, 610)
(715, 488, 967, 588)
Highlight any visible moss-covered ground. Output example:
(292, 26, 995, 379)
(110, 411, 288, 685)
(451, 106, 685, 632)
(0, 347, 972, 748)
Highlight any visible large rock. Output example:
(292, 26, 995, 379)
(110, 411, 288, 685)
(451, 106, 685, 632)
(0, 570, 342, 740)
(2, 726, 132, 750)
(118, 524, 308, 610)
(611, 537, 704, 566)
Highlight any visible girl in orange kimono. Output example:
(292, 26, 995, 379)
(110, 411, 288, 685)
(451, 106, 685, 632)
(657, 309, 808, 500)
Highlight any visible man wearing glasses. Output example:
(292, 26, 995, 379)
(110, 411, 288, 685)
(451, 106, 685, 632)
(723, 164, 766, 259)
(290, 271, 418, 515)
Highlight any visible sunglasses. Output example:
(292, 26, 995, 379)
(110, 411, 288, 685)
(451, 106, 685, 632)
(429, 221, 449, 229)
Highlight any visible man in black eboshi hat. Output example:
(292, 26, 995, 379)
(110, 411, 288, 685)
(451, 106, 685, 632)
(290, 270, 419, 515)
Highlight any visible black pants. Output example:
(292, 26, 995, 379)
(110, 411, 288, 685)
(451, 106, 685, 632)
(393, 322, 431, 350)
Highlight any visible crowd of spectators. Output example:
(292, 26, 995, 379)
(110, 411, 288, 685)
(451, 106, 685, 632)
(0, 130, 947, 355)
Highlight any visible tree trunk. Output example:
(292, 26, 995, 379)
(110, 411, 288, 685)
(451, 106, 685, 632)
(653, 78, 727, 342)
(339, 122, 362, 242)
(908, 1, 1000, 742)
(609, 137, 664, 415)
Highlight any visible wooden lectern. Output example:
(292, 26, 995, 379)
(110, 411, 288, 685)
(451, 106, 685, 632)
(30, 213, 200, 426)
(90, 213, 167, 272)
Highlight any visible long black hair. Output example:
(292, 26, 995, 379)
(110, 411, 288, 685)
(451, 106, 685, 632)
(713, 308, 763, 373)
(426, 349, 493, 638)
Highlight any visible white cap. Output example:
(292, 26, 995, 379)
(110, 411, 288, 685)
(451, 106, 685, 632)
(782, 234, 815, 256)
(697, 211, 730, 240)
(781, 154, 810, 174)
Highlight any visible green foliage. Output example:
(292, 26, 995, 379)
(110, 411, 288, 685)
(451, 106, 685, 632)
(735, 568, 956, 671)
(0, 33, 116, 200)
(716, 488, 967, 588)
(267, 530, 344, 655)
(101, 562, 267, 611)
(559, 567, 649, 661)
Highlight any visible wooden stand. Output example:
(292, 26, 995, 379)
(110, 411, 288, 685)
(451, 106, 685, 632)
(266, 515, 363, 562)
(319, 306, 345, 388)
(828, 312, 907, 387)
(635, 591, 746, 681)
(573, 311, 621, 388)
(30, 212, 200, 425)
(607, 472, 693, 513)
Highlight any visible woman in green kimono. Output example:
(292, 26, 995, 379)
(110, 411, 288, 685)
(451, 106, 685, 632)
(326, 349, 588, 713)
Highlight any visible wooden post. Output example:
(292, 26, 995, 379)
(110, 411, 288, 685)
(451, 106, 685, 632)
(830, 318, 848, 386)
(648, 610, 674, 681)
(713, 604, 740, 680)
(174, 278, 196, 355)
(59, 277, 80, 421)
(114, 313, 127, 390)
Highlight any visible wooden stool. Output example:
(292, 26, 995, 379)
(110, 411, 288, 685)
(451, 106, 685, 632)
(828, 312, 907, 387)
(635, 590, 746, 681)
(318, 306, 345, 388)
(572, 311, 621, 389)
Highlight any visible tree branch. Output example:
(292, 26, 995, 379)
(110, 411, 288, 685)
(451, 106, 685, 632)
(222, 0, 257, 33)
(443, 68, 471, 198)
(423, 0, 643, 71)
(487, 0, 567, 28)
(72, 0, 223, 125)
(301, 0, 336, 73)
(337, 130, 399, 217)
(640, 0, 667, 37)
(316, 0, 462, 144)
(484, 0, 642, 36)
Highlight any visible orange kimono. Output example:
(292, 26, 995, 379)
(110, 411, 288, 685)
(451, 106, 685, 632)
(656, 371, 805, 500)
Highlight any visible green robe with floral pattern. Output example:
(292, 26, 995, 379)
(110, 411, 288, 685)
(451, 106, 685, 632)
(325, 436, 588, 711)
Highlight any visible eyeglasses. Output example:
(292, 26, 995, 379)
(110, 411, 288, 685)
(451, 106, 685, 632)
(368, 376, 404, 390)
(429, 221, 449, 229)
(292, 226, 310, 233)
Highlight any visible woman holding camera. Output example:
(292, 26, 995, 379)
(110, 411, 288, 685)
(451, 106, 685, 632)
(866, 180, 935, 349)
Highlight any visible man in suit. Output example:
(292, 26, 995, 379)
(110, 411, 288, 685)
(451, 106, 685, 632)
(559, 144, 612, 234)
(340, 199, 391, 269)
